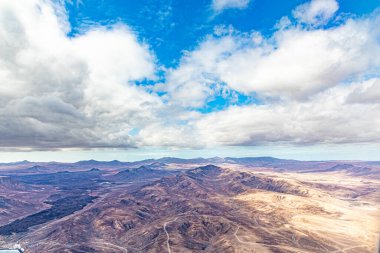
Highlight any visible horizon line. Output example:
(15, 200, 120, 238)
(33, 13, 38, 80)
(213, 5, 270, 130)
(0, 156, 377, 164)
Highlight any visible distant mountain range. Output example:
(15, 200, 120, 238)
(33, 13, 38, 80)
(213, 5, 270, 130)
(2, 156, 379, 167)
(1, 156, 379, 175)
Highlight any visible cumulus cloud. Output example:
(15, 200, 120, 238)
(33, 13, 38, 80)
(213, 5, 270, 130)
(212, 0, 250, 12)
(0, 0, 379, 151)
(220, 19, 379, 98)
(165, 12, 380, 105)
(0, 0, 160, 149)
(346, 78, 380, 104)
(293, 0, 339, 26)
(164, 35, 239, 108)
(195, 80, 380, 146)
(157, 1, 380, 147)
(134, 78, 380, 148)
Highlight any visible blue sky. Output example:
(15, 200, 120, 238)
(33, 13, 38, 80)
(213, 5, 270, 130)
(65, 0, 379, 68)
(0, 0, 379, 162)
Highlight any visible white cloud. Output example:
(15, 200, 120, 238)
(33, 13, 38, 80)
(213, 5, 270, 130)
(165, 13, 380, 104)
(346, 78, 380, 104)
(219, 18, 380, 98)
(164, 35, 239, 108)
(293, 0, 339, 26)
(157, 3, 380, 148)
(0, 0, 160, 149)
(0, 0, 379, 151)
(195, 80, 380, 146)
(134, 78, 380, 148)
(212, 0, 250, 12)
(137, 123, 202, 148)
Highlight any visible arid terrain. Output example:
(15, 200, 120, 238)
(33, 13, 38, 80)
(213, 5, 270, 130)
(0, 157, 379, 252)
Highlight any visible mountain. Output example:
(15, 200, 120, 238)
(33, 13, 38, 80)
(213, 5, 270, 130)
(0, 160, 31, 166)
(75, 159, 130, 167)
(109, 165, 176, 182)
(155, 157, 211, 164)
(0, 176, 29, 191)
(302, 163, 380, 179)
(0, 158, 378, 252)
(224, 156, 292, 165)
(11, 168, 105, 191)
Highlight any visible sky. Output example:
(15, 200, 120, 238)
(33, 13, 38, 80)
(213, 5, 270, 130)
(0, 0, 379, 162)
